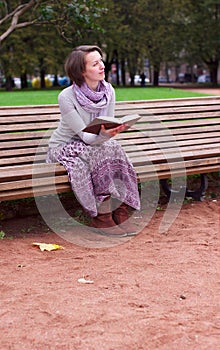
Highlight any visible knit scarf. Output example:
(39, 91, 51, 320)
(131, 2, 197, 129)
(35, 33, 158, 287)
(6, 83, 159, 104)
(73, 80, 112, 117)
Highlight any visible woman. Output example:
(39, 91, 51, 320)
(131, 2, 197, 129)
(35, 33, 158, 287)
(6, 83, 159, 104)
(46, 45, 140, 237)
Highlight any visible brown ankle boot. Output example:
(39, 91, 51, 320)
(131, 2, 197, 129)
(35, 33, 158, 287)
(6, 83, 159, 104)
(90, 197, 127, 237)
(113, 203, 138, 236)
(112, 203, 129, 224)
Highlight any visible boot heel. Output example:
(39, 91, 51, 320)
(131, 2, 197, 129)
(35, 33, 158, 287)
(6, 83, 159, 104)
(90, 213, 127, 237)
(113, 203, 138, 235)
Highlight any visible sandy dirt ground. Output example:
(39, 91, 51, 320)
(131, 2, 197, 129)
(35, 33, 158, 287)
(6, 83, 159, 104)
(0, 181, 219, 350)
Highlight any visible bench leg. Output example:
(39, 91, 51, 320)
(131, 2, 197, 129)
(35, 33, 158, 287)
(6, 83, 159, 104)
(160, 174, 208, 201)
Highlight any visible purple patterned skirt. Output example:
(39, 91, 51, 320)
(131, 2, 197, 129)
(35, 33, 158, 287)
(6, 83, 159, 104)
(46, 139, 140, 217)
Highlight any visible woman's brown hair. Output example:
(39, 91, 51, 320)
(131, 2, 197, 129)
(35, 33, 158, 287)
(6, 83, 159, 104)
(65, 45, 103, 86)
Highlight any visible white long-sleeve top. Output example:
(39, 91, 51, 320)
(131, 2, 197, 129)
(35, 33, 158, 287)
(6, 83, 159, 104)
(48, 84, 115, 148)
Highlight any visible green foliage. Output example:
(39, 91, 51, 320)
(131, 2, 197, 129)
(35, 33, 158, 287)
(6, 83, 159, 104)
(52, 0, 107, 44)
(0, 230, 5, 239)
(182, 0, 220, 84)
(38, 5, 54, 21)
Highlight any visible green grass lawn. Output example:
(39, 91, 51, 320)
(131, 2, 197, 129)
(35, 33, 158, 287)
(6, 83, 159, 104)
(115, 86, 211, 101)
(0, 86, 212, 106)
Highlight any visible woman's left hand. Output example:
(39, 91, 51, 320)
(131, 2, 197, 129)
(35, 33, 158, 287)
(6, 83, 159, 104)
(100, 123, 127, 137)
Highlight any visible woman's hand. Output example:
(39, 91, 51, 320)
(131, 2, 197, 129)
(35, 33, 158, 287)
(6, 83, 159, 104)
(100, 123, 127, 137)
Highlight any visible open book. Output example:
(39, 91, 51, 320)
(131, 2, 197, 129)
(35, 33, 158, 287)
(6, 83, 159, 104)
(83, 114, 141, 134)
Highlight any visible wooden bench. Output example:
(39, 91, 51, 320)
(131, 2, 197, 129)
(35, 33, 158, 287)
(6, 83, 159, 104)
(0, 96, 219, 203)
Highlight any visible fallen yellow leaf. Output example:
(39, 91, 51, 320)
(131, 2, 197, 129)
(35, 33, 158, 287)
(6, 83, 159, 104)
(32, 242, 64, 251)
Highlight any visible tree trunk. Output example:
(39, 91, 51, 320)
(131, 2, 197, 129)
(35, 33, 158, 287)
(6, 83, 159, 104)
(5, 76, 13, 91)
(104, 53, 111, 82)
(206, 59, 218, 86)
(115, 59, 120, 86)
(153, 69, 159, 86)
(113, 50, 120, 86)
(40, 69, 46, 89)
(53, 74, 59, 87)
(21, 73, 28, 89)
(121, 58, 126, 86)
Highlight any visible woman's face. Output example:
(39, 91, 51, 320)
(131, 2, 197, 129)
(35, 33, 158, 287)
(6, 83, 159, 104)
(82, 50, 105, 88)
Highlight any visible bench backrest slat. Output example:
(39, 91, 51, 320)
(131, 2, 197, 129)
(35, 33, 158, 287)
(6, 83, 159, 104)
(0, 97, 219, 172)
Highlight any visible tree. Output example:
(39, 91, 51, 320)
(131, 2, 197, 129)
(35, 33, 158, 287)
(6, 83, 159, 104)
(0, 0, 106, 46)
(0, 0, 40, 45)
(183, 0, 220, 85)
(0, 0, 107, 89)
(131, 0, 191, 86)
(93, 0, 144, 86)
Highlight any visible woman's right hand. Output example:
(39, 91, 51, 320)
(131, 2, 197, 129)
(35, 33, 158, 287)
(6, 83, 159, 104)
(100, 123, 127, 137)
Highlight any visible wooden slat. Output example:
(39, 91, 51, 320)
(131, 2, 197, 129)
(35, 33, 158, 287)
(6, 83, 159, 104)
(135, 157, 220, 174)
(115, 96, 220, 106)
(136, 110, 220, 121)
(123, 142, 220, 156)
(134, 118, 220, 130)
(0, 184, 71, 201)
(0, 174, 69, 192)
(0, 146, 48, 158)
(0, 138, 49, 150)
(117, 131, 220, 145)
(0, 154, 45, 166)
(0, 104, 59, 116)
(116, 124, 220, 140)
(115, 107, 220, 118)
(130, 148, 220, 165)
(138, 165, 220, 182)
(0, 114, 60, 124)
(0, 121, 58, 132)
(0, 163, 66, 181)
(0, 130, 53, 142)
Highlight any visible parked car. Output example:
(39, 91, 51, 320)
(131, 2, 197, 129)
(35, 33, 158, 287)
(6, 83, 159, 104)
(13, 77, 21, 89)
(58, 76, 70, 86)
(197, 74, 211, 83)
(178, 73, 197, 83)
(129, 74, 150, 85)
(158, 76, 168, 83)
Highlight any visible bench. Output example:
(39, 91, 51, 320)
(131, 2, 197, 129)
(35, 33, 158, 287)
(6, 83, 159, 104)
(0, 96, 219, 203)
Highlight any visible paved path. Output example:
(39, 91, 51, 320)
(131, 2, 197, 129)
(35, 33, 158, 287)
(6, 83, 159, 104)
(162, 84, 220, 96)
(187, 88, 220, 95)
